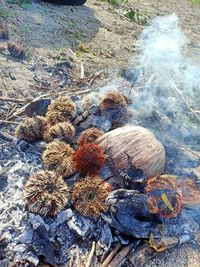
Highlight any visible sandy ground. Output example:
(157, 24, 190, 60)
(1, 0, 200, 266)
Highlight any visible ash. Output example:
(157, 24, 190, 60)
(0, 140, 125, 266)
(0, 136, 199, 266)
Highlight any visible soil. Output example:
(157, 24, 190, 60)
(1, 0, 200, 266)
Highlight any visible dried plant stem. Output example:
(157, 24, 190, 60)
(0, 96, 31, 103)
(0, 131, 15, 141)
(108, 244, 132, 267)
(0, 120, 19, 125)
(13, 88, 98, 117)
(101, 244, 121, 267)
(0, 87, 99, 107)
(76, 245, 81, 267)
(6, 105, 18, 121)
(85, 241, 96, 267)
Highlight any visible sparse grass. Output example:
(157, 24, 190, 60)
(123, 8, 147, 25)
(101, 0, 148, 25)
(68, 21, 77, 30)
(6, 0, 32, 10)
(0, 7, 11, 20)
(191, 0, 200, 3)
(75, 31, 84, 40)
(53, 48, 69, 61)
(23, 26, 33, 33)
(102, 0, 128, 7)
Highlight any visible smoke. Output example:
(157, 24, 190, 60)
(130, 14, 199, 110)
(128, 14, 200, 151)
(95, 13, 200, 176)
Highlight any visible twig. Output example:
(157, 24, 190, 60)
(5, 105, 18, 120)
(0, 120, 19, 125)
(101, 244, 121, 267)
(0, 74, 7, 87)
(69, 69, 90, 86)
(14, 88, 99, 117)
(108, 244, 132, 267)
(0, 96, 31, 103)
(80, 61, 85, 79)
(119, 3, 151, 23)
(76, 245, 81, 267)
(85, 241, 96, 267)
(88, 69, 105, 86)
(0, 131, 16, 141)
(109, 8, 136, 24)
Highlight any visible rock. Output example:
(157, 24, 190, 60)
(24, 98, 51, 117)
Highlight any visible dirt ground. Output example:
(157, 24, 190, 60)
(1, 0, 200, 99)
(1, 0, 200, 266)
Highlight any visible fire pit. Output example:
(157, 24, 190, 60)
(0, 14, 200, 267)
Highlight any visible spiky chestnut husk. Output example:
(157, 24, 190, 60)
(42, 140, 76, 178)
(71, 175, 112, 217)
(100, 92, 128, 110)
(100, 92, 128, 126)
(145, 175, 183, 219)
(81, 93, 102, 111)
(23, 170, 69, 216)
(73, 143, 106, 176)
(77, 127, 104, 146)
(46, 96, 76, 126)
(15, 116, 46, 142)
(44, 121, 75, 142)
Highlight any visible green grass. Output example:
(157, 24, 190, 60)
(103, 0, 128, 7)
(191, 0, 200, 3)
(68, 21, 77, 30)
(0, 7, 11, 19)
(6, 0, 32, 10)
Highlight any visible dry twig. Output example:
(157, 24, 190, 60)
(85, 241, 96, 267)
(76, 245, 81, 267)
(101, 244, 121, 267)
(13, 87, 99, 117)
(108, 244, 132, 267)
(0, 96, 31, 103)
(0, 120, 19, 125)
(0, 131, 16, 141)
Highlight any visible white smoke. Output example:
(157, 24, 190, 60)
(131, 13, 200, 118)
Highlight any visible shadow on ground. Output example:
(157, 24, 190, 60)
(4, 0, 101, 50)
